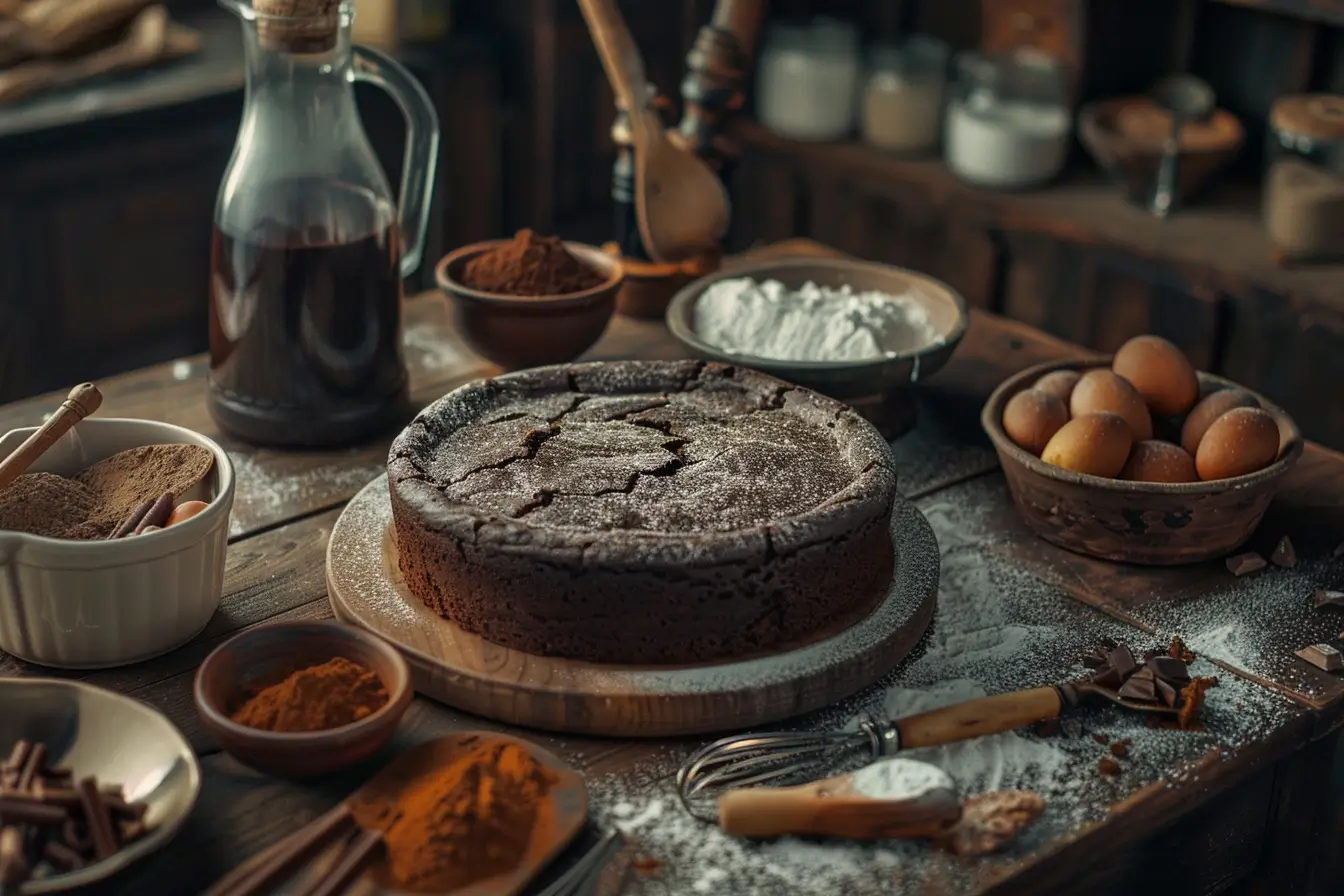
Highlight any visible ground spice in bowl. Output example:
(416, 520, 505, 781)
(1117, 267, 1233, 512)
(460, 229, 606, 296)
(230, 657, 389, 733)
(349, 738, 558, 892)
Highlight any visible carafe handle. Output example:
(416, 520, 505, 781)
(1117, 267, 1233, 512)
(351, 46, 440, 277)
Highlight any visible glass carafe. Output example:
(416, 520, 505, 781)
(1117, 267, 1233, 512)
(208, 0, 439, 447)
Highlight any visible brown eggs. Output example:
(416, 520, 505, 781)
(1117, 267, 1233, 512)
(1003, 390, 1070, 455)
(1180, 388, 1260, 456)
(1112, 335, 1200, 417)
(167, 500, 210, 527)
(1070, 370, 1153, 442)
(1121, 441, 1199, 483)
(1195, 407, 1281, 481)
(1032, 370, 1081, 403)
(1041, 413, 1133, 478)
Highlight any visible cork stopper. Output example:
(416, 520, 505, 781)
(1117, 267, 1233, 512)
(1270, 94, 1344, 143)
(254, 0, 342, 53)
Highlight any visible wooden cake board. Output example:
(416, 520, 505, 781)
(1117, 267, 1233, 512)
(326, 477, 938, 738)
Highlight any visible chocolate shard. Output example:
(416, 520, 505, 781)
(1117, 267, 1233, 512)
(1270, 536, 1298, 568)
(1169, 637, 1195, 663)
(1226, 552, 1267, 576)
(1109, 738, 1132, 758)
(1098, 757, 1121, 777)
(1092, 665, 1125, 690)
(1315, 590, 1344, 611)
(1147, 656, 1192, 685)
(1295, 643, 1344, 672)
(1081, 652, 1107, 669)
(1129, 666, 1156, 682)
(1107, 645, 1138, 679)
(1118, 674, 1159, 702)
(1156, 678, 1179, 707)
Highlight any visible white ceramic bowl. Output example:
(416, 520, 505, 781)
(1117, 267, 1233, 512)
(0, 418, 234, 668)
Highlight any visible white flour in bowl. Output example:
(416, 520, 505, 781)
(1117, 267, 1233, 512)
(692, 278, 945, 362)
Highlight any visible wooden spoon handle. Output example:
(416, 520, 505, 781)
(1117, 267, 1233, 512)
(0, 383, 102, 490)
(895, 686, 1063, 749)
(576, 0, 651, 113)
(718, 786, 962, 840)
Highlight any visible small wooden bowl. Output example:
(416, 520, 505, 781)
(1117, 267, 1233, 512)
(193, 621, 412, 778)
(982, 359, 1303, 566)
(435, 240, 623, 370)
(1079, 97, 1244, 206)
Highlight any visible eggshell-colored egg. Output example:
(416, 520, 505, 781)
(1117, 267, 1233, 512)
(1032, 370, 1081, 403)
(1070, 369, 1153, 442)
(1120, 440, 1199, 483)
(1041, 413, 1133, 478)
(1195, 407, 1281, 481)
(1180, 388, 1260, 456)
(166, 500, 210, 527)
(1003, 390, 1070, 455)
(1112, 335, 1200, 417)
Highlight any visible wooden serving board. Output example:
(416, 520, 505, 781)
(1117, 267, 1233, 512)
(326, 477, 938, 737)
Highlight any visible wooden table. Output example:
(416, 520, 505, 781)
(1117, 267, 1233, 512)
(2, 265, 1343, 895)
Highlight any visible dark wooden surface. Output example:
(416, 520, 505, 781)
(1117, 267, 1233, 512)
(2, 240, 1344, 893)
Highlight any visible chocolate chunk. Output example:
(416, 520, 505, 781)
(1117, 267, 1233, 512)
(76, 777, 117, 861)
(42, 840, 84, 871)
(1169, 637, 1195, 663)
(1109, 739, 1132, 758)
(1081, 652, 1107, 669)
(1295, 643, 1344, 672)
(0, 796, 68, 826)
(1107, 645, 1138, 678)
(1147, 656, 1191, 685)
(1226, 552, 1267, 576)
(1093, 733, 1109, 745)
(1098, 757, 1121, 777)
(1156, 678, 1179, 707)
(1270, 536, 1298, 568)
(1314, 590, 1344, 610)
(1092, 665, 1125, 690)
(1119, 672, 1159, 703)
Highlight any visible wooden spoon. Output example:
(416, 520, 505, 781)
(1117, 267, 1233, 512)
(718, 757, 962, 840)
(578, 0, 730, 264)
(0, 383, 101, 490)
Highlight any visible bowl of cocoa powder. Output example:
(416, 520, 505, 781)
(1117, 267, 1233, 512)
(0, 418, 234, 669)
(436, 230, 624, 370)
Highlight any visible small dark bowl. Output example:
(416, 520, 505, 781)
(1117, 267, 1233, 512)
(982, 359, 1304, 566)
(435, 240, 624, 370)
(194, 621, 412, 778)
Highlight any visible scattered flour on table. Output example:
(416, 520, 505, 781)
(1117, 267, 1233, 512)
(692, 277, 944, 362)
(226, 451, 383, 535)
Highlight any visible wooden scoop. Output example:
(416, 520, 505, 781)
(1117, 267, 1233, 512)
(204, 733, 589, 896)
(578, 0, 730, 264)
(0, 383, 101, 490)
(718, 758, 961, 841)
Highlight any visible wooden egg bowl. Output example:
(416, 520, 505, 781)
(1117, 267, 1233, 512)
(981, 359, 1303, 566)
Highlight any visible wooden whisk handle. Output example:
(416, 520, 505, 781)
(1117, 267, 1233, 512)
(0, 383, 102, 490)
(895, 686, 1064, 749)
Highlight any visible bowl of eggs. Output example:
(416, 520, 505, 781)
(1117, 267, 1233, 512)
(981, 335, 1302, 565)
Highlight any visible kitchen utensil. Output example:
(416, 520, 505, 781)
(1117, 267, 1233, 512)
(983, 359, 1302, 565)
(717, 758, 961, 840)
(577, 0, 730, 264)
(434, 239, 624, 370)
(0, 679, 200, 893)
(208, 0, 439, 447)
(677, 677, 1177, 816)
(1149, 74, 1214, 217)
(193, 620, 413, 778)
(0, 418, 233, 669)
(0, 383, 100, 490)
(534, 830, 624, 896)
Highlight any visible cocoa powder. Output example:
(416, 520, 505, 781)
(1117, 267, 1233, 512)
(460, 229, 605, 296)
(0, 473, 101, 539)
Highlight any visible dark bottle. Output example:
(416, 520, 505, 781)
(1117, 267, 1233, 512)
(209, 0, 439, 447)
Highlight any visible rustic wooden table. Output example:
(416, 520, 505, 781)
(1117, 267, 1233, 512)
(2, 253, 1343, 895)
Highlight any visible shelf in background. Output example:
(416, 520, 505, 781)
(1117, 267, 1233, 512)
(730, 118, 1344, 309)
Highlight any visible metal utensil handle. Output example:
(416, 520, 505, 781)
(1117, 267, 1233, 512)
(894, 686, 1064, 749)
(1152, 112, 1183, 218)
(352, 45, 440, 278)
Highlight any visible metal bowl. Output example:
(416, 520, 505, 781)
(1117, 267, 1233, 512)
(665, 258, 968, 399)
(0, 679, 200, 893)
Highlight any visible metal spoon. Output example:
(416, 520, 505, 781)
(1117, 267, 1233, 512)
(1149, 74, 1215, 218)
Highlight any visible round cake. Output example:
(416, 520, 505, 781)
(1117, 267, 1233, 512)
(387, 360, 897, 664)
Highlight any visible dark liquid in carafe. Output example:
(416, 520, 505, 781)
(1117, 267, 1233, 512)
(208, 179, 409, 447)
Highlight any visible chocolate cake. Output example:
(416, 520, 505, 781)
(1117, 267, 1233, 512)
(388, 361, 897, 664)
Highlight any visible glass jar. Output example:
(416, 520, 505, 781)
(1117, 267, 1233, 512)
(944, 51, 1072, 190)
(860, 36, 949, 154)
(756, 18, 860, 142)
(1263, 94, 1344, 262)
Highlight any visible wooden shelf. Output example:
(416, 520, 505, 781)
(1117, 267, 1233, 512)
(731, 118, 1344, 310)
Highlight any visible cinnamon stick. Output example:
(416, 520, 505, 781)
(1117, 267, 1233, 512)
(204, 804, 355, 896)
(296, 828, 383, 896)
(107, 498, 154, 539)
(132, 492, 174, 536)
(0, 383, 101, 491)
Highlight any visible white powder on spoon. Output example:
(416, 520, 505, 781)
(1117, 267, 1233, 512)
(850, 758, 954, 800)
(692, 277, 944, 362)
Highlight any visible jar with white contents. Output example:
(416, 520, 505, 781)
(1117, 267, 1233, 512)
(944, 52, 1072, 190)
(861, 35, 949, 154)
(756, 18, 861, 142)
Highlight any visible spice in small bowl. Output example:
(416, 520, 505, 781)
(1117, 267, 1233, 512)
(436, 231, 624, 370)
(194, 621, 412, 777)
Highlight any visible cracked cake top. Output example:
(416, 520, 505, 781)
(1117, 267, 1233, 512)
(389, 361, 895, 538)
